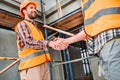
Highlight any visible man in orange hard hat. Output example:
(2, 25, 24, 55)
(19, 0, 38, 18)
(14, 0, 68, 80)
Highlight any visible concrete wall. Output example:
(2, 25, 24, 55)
(49, 49, 65, 80)
(46, 0, 81, 24)
(0, 29, 20, 80)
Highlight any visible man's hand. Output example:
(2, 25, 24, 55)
(48, 38, 69, 50)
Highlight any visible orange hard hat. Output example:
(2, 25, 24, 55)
(19, 0, 38, 18)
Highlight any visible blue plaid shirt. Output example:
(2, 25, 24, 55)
(87, 28, 120, 55)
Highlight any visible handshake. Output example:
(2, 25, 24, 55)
(48, 38, 69, 50)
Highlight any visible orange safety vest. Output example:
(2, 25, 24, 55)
(14, 20, 50, 70)
(82, 0, 120, 37)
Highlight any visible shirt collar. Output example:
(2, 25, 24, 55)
(24, 18, 37, 26)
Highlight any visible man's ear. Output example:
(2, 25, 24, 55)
(23, 9, 26, 15)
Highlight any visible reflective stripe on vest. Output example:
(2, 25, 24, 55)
(83, 0, 95, 11)
(84, 7, 120, 26)
(20, 50, 48, 62)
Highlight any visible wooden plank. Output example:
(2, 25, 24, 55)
(53, 11, 83, 30)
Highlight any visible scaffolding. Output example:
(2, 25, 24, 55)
(0, 0, 94, 80)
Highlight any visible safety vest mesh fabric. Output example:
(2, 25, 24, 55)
(83, 0, 120, 37)
(14, 20, 50, 70)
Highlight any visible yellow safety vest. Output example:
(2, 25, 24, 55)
(14, 20, 50, 70)
(82, 0, 120, 37)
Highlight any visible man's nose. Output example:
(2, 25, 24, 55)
(33, 9, 37, 12)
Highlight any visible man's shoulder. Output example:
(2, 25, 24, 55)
(14, 20, 27, 30)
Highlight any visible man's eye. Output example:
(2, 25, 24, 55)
(30, 7, 36, 9)
(30, 7, 33, 9)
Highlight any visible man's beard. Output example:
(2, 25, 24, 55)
(28, 13, 38, 19)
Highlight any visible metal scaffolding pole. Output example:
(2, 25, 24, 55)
(52, 56, 95, 67)
(40, 0, 53, 80)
